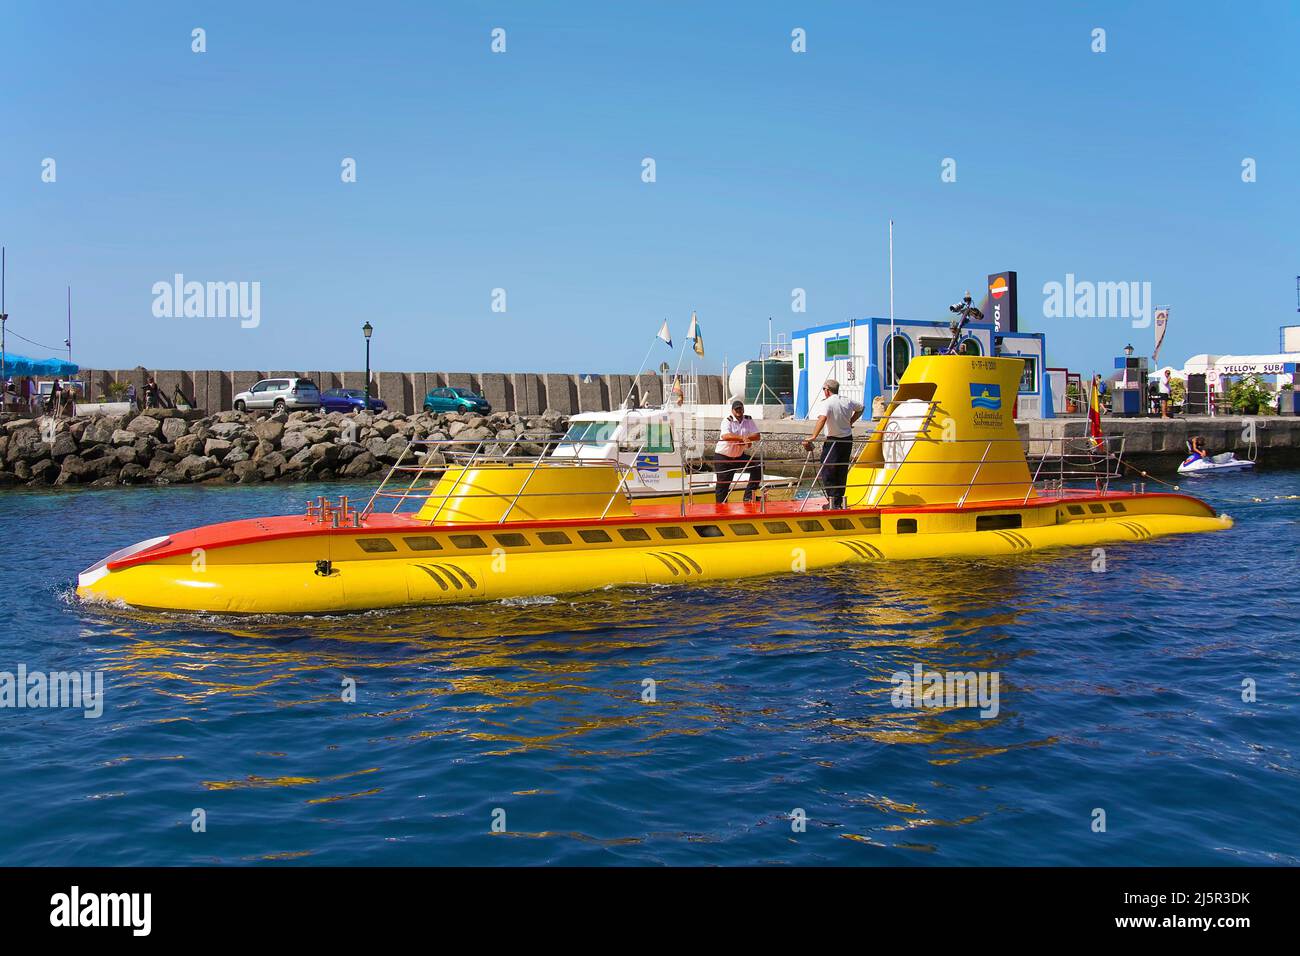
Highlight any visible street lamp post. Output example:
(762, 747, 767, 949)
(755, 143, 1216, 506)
(362, 322, 373, 410)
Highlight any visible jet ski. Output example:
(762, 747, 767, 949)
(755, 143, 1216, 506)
(1177, 452, 1256, 476)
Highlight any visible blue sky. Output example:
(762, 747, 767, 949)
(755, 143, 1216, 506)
(1, 1, 1295, 378)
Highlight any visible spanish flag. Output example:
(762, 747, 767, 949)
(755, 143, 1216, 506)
(1088, 376, 1104, 449)
(687, 311, 704, 357)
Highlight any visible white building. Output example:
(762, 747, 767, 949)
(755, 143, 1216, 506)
(790, 316, 1054, 419)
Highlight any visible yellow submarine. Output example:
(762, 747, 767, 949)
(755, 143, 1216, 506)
(76, 355, 1231, 614)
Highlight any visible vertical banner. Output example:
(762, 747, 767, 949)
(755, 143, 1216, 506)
(1153, 307, 1170, 362)
(987, 271, 1018, 333)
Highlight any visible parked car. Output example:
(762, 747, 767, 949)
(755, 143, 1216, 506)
(320, 387, 386, 413)
(423, 386, 491, 414)
(233, 377, 321, 412)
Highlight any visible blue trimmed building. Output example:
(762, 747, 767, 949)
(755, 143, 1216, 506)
(791, 316, 1054, 419)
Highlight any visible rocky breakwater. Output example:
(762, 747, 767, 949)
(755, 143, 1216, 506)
(0, 408, 570, 489)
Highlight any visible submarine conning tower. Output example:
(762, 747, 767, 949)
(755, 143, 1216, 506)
(846, 355, 1035, 509)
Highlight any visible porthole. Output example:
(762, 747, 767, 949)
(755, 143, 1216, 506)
(976, 513, 1022, 531)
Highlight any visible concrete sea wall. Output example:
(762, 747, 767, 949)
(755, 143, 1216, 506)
(68, 368, 727, 416)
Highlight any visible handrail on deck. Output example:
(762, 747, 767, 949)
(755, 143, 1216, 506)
(358, 428, 1129, 522)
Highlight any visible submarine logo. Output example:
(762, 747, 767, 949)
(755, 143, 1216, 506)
(970, 383, 1002, 410)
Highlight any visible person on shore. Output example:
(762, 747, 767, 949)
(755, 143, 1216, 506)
(143, 376, 163, 409)
(714, 399, 761, 504)
(45, 378, 62, 415)
(802, 379, 862, 510)
(1157, 369, 1172, 418)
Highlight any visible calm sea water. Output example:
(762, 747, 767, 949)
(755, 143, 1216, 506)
(1, 470, 1296, 866)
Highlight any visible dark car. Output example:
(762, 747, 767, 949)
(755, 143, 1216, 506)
(423, 386, 491, 414)
(320, 387, 387, 413)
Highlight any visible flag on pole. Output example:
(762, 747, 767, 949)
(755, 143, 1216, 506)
(1152, 307, 1170, 363)
(687, 311, 704, 356)
(1087, 376, 1105, 450)
(657, 320, 673, 348)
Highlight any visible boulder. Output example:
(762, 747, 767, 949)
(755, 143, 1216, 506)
(281, 431, 310, 454)
(126, 415, 163, 437)
(160, 417, 188, 442)
(111, 429, 139, 446)
(173, 434, 204, 457)
(231, 459, 261, 483)
(177, 454, 217, 479)
(84, 416, 125, 444)
(48, 431, 78, 459)
(203, 438, 233, 459)
(252, 419, 284, 444)
(5, 428, 48, 464)
(307, 442, 339, 464)
(28, 459, 59, 484)
(209, 421, 245, 439)
(256, 451, 288, 473)
(342, 451, 380, 477)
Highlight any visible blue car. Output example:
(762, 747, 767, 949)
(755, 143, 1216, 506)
(320, 387, 387, 413)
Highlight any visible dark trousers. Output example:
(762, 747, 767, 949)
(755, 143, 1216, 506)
(714, 454, 758, 503)
(818, 436, 854, 510)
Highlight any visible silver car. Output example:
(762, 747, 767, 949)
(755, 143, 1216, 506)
(233, 377, 321, 412)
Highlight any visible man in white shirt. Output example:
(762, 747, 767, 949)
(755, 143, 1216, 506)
(801, 379, 862, 510)
(714, 399, 761, 504)
(1157, 369, 1172, 419)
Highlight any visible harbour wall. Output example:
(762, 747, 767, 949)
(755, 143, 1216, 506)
(66, 368, 728, 416)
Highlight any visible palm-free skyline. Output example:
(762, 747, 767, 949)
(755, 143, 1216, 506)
(2, 1, 1295, 378)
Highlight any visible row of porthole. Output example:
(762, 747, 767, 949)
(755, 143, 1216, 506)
(353, 515, 885, 554)
(1065, 502, 1128, 517)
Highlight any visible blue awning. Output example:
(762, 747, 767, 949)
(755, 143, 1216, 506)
(2, 353, 80, 378)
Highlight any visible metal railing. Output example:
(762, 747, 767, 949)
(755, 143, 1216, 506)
(354, 424, 1129, 525)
